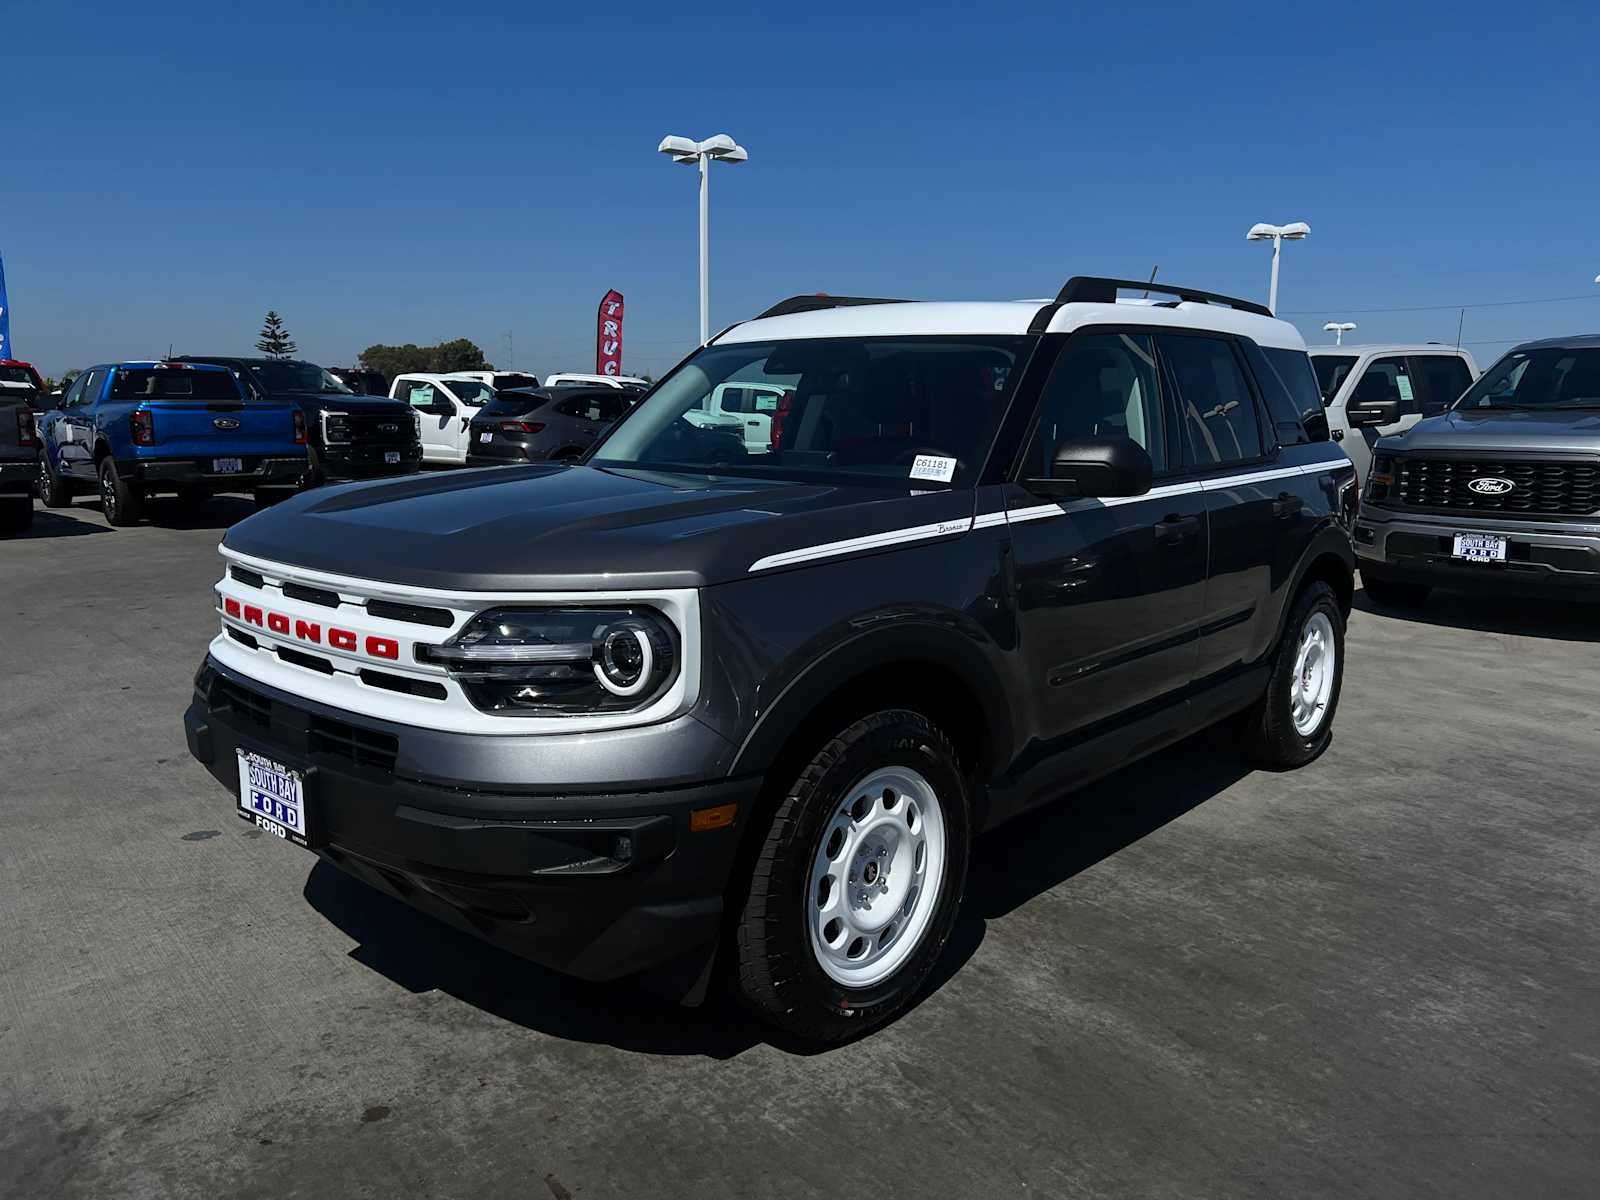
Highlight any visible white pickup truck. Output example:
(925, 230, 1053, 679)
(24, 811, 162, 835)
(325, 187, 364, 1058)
(1309, 345, 1478, 484)
(389, 374, 496, 465)
(682, 381, 787, 453)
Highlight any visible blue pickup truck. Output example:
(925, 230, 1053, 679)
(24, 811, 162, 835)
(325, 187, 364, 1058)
(36, 361, 308, 526)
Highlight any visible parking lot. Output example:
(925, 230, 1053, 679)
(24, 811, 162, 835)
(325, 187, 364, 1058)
(3, 495, 1598, 1199)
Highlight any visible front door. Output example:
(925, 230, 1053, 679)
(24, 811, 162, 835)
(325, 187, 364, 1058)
(1003, 330, 1208, 745)
(1336, 354, 1423, 482)
(399, 381, 453, 462)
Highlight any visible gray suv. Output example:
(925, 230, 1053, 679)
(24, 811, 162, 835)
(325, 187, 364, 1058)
(1357, 334, 1600, 604)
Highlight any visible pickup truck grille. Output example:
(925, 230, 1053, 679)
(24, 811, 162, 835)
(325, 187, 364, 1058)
(1393, 456, 1600, 517)
(337, 413, 414, 445)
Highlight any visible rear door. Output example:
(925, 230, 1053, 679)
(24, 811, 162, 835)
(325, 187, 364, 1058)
(1002, 329, 1207, 742)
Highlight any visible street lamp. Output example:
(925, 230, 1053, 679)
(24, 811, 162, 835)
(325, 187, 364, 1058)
(1323, 321, 1356, 346)
(658, 133, 749, 344)
(1246, 221, 1311, 314)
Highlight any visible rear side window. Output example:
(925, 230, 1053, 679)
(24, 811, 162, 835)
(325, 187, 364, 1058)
(1159, 335, 1264, 467)
(1412, 356, 1473, 414)
(1254, 346, 1325, 445)
(1023, 332, 1168, 474)
(110, 368, 241, 401)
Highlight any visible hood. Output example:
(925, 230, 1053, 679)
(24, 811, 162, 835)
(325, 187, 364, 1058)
(221, 464, 977, 591)
(1381, 407, 1600, 455)
(285, 393, 411, 414)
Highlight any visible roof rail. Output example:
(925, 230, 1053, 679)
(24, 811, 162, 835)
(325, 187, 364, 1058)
(756, 294, 910, 320)
(1054, 276, 1273, 318)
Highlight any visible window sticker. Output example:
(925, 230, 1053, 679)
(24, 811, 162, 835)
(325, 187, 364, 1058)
(1396, 375, 1414, 402)
(909, 454, 957, 483)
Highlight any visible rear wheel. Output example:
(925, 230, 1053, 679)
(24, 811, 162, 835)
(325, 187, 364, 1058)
(98, 457, 144, 527)
(1241, 580, 1345, 769)
(37, 450, 73, 508)
(0, 497, 33, 535)
(732, 709, 970, 1042)
(1362, 571, 1430, 608)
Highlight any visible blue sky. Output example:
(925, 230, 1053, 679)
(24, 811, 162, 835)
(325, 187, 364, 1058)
(8, 0, 1600, 379)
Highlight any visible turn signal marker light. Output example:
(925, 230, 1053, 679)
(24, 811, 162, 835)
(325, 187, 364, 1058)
(689, 803, 738, 833)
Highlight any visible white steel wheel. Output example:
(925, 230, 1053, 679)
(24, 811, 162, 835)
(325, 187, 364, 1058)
(808, 766, 947, 989)
(1290, 611, 1336, 736)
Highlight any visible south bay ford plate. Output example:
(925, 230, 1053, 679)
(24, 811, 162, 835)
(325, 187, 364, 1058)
(236, 750, 310, 845)
(1453, 533, 1508, 563)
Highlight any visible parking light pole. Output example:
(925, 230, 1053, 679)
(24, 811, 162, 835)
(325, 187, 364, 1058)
(658, 134, 749, 345)
(1246, 221, 1310, 314)
(1323, 321, 1356, 346)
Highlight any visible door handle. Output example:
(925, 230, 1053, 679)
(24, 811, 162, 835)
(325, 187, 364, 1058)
(1272, 492, 1304, 519)
(1153, 514, 1200, 544)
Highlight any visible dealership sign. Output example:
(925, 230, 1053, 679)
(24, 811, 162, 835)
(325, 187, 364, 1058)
(596, 289, 624, 376)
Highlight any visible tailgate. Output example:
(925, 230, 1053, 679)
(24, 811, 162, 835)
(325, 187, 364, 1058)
(141, 400, 302, 458)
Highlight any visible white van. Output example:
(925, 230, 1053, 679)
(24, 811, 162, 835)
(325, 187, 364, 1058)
(389, 373, 497, 464)
(1309, 345, 1478, 484)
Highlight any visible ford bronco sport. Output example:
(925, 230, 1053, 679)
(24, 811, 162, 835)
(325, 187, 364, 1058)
(183, 277, 1356, 1040)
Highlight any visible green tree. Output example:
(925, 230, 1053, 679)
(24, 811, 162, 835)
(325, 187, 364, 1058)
(359, 338, 491, 377)
(256, 311, 297, 359)
(430, 338, 491, 373)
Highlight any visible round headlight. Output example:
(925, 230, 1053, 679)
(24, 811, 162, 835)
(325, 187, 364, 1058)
(595, 625, 653, 696)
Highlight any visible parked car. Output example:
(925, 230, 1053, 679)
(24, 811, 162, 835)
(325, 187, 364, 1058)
(326, 366, 390, 397)
(1357, 334, 1600, 604)
(464, 386, 634, 466)
(681, 381, 788, 452)
(1309, 345, 1478, 485)
(36, 361, 306, 525)
(0, 359, 46, 411)
(451, 370, 542, 392)
(183, 276, 1355, 1041)
(177, 357, 422, 487)
(388, 373, 496, 464)
(543, 372, 650, 391)
(0, 378, 39, 534)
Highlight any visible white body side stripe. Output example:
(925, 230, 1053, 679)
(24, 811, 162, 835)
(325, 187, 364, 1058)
(746, 459, 1349, 572)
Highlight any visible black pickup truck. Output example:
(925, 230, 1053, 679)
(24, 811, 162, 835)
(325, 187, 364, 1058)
(178, 357, 422, 487)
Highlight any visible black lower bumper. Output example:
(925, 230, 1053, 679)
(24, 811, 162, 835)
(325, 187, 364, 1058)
(130, 455, 307, 491)
(1357, 510, 1600, 598)
(183, 658, 755, 984)
(0, 458, 31, 496)
(319, 442, 424, 480)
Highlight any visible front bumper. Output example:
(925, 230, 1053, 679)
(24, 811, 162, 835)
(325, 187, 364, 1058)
(319, 441, 424, 479)
(0, 457, 32, 496)
(130, 455, 308, 491)
(1356, 503, 1600, 595)
(183, 656, 756, 983)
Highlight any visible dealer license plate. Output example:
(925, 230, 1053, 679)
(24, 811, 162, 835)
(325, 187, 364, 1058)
(236, 750, 309, 845)
(384, 450, 401, 464)
(478, 431, 493, 443)
(1453, 533, 1507, 563)
(213, 457, 243, 474)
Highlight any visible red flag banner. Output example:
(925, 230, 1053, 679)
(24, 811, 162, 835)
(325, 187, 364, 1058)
(596, 289, 624, 375)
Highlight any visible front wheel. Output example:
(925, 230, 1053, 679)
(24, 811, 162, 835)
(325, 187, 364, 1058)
(37, 450, 73, 508)
(98, 457, 144, 527)
(1241, 580, 1345, 769)
(732, 709, 971, 1042)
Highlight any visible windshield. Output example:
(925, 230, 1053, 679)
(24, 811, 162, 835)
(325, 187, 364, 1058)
(0, 366, 40, 387)
(110, 368, 242, 401)
(590, 336, 1028, 487)
(445, 380, 495, 405)
(247, 361, 353, 395)
(1311, 355, 1357, 404)
(1457, 347, 1600, 411)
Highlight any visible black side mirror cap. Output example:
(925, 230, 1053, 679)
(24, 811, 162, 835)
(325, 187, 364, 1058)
(1027, 435, 1153, 499)
(1346, 399, 1401, 428)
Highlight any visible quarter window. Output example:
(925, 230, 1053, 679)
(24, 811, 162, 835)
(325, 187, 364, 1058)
(1159, 335, 1264, 467)
(1022, 333, 1167, 476)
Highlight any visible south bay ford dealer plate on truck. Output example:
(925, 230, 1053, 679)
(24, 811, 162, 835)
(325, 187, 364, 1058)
(236, 750, 311, 846)
(1453, 532, 1508, 562)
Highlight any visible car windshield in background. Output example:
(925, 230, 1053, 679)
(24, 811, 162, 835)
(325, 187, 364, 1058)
(1312, 355, 1357, 404)
(0, 366, 39, 386)
(248, 362, 353, 395)
(447, 381, 495, 405)
(480, 391, 553, 417)
(1457, 347, 1600, 411)
(110, 369, 242, 401)
(591, 337, 1028, 487)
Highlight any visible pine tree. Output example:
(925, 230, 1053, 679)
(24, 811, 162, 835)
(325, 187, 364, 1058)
(256, 311, 297, 359)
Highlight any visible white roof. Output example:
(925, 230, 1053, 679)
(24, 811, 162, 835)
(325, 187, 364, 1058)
(1307, 343, 1469, 356)
(717, 298, 1306, 351)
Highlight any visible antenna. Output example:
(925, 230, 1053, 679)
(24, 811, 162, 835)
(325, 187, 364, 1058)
(1142, 265, 1159, 299)
(1455, 308, 1465, 350)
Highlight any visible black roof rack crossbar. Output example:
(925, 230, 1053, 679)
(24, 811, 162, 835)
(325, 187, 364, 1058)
(756, 295, 911, 320)
(1053, 276, 1273, 318)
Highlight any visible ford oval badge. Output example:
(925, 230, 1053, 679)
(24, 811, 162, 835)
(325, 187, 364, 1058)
(1467, 476, 1514, 495)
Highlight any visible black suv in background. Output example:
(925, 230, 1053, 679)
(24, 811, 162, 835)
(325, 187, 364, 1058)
(1358, 334, 1600, 603)
(177, 357, 422, 487)
(184, 278, 1355, 1041)
(465, 386, 634, 466)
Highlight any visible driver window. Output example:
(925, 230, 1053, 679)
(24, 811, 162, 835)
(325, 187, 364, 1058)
(1022, 333, 1166, 477)
(404, 382, 437, 409)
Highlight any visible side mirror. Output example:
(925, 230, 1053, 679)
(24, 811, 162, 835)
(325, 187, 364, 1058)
(1346, 399, 1400, 428)
(1028, 435, 1153, 499)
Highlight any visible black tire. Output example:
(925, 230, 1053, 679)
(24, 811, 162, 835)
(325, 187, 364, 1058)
(1240, 580, 1345, 769)
(300, 444, 327, 491)
(0, 497, 33, 535)
(98, 457, 143, 527)
(732, 709, 971, 1042)
(37, 450, 73, 508)
(1362, 571, 1430, 608)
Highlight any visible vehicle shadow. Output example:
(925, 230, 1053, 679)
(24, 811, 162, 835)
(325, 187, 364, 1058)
(13, 507, 111, 538)
(1353, 583, 1600, 642)
(139, 495, 261, 531)
(302, 731, 1248, 1058)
